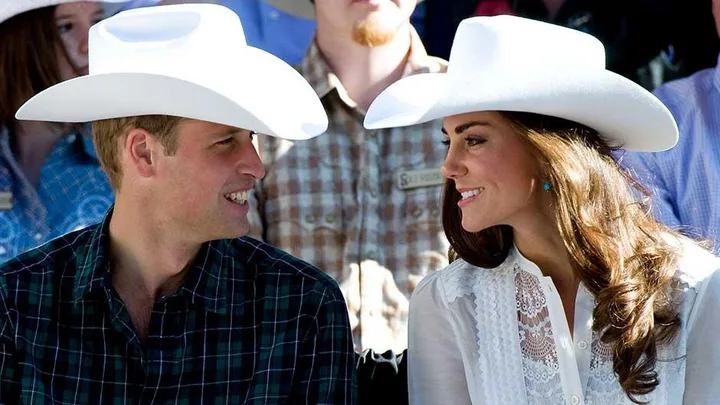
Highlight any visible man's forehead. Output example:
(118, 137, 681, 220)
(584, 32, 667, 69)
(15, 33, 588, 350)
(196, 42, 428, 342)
(179, 119, 248, 136)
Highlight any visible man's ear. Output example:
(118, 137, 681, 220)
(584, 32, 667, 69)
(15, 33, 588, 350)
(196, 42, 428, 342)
(125, 128, 155, 179)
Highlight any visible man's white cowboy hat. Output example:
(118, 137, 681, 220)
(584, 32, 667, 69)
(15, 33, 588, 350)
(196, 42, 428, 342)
(0, 0, 129, 24)
(266, 0, 425, 20)
(363, 15, 678, 152)
(16, 3, 328, 140)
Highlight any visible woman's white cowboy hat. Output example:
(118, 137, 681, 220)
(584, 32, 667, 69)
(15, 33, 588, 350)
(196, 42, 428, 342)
(266, 0, 425, 20)
(0, 0, 129, 24)
(16, 3, 328, 140)
(363, 15, 678, 152)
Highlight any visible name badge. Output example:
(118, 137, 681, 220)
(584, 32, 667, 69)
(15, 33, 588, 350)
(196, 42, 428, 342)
(0, 192, 11, 210)
(396, 168, 444, 190)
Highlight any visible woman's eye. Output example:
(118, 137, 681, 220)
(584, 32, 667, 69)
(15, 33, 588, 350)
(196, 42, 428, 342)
(465, 137, 485, 147)
(57, 23, 72, 34)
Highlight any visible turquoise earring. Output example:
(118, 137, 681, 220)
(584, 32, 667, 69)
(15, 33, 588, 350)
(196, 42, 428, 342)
(543, 182, 552, 191)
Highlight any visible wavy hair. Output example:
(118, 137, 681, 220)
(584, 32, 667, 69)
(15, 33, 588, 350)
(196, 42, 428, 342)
(443, 111, 683, 403)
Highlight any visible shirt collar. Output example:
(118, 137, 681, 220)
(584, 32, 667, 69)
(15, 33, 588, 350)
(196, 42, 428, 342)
(177, 239, 230, 315)
(73, 207, 115, 303)
(73, 208, 230, 315)
(297, 26, 447, 107)
(508, 243, 545, 278)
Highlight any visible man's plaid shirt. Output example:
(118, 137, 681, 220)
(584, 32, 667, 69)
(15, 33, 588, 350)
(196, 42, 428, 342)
(0, 210, 356, 404)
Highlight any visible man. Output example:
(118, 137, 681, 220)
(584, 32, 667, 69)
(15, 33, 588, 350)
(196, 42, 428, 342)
(254, 0, 449, 353)
(0, 4, 355, 403)
(620, 0, 720, 246)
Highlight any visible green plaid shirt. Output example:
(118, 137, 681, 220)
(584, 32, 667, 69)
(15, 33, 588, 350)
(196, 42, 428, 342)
(0, 210, 356, 404)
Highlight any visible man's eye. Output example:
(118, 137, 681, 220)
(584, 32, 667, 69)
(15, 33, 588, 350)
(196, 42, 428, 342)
(217, 137, 235, 145)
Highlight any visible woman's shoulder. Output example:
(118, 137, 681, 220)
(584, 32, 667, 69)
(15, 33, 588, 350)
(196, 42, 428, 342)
(413, 255, 516, 305)
(668, 234, 720, 291)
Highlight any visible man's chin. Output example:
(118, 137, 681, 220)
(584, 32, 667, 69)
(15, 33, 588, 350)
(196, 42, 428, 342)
(351, 19, 400, 47)
(206, 224, 250, 242)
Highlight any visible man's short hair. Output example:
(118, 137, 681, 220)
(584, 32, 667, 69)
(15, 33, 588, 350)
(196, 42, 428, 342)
(92, 115, 184, 190)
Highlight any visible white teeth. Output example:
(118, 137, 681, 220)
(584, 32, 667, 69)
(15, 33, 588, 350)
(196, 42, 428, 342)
(224, 190, 249, 204)
(460, 188, 483, 199)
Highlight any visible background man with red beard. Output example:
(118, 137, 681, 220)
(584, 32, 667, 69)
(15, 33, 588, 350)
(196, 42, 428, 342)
(252, 0, 450, 355)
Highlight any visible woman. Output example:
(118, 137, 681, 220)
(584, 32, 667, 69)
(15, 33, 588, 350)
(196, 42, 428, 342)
(364, 15, 720, 405)
(0, 0, 126, 263)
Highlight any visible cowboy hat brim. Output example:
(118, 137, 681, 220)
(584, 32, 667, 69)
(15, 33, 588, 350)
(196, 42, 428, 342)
(363, 67, 678, 152)
(265, 0, 425, 20)
(1, 0, 129, 24)
(16, 46, 328, 140)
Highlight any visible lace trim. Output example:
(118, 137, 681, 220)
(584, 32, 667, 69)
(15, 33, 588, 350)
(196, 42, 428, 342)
(439, 259, 483, 303)
(515, 269, 565, 403)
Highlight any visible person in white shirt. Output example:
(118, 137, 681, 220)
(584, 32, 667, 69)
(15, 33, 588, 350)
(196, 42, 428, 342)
(363, 14, 720, 405)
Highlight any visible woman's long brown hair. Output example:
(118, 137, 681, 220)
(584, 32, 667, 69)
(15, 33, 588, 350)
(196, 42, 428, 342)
(444, 111, 683, 403)
(0, 6, 63, 129)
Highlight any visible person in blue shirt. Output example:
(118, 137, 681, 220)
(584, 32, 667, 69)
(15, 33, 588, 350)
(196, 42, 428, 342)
(620, 0, 720, 246)
(0, 0, 127, 264)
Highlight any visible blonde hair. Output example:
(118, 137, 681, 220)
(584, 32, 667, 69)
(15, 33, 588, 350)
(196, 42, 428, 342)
(92, 115, 184, 190)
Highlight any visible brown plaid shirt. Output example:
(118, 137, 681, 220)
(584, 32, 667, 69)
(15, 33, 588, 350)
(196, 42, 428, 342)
(249, 30, 449, 352)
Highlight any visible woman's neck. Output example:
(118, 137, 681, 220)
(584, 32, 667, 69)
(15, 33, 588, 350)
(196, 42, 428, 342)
(11, 120, 68, 187)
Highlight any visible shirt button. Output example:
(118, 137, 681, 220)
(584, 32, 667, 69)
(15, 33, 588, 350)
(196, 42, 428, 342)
(268, 9, 279, 19)
(577, 340, 588, 350)
(325, 214, 335, 223)
(369, 189, 378, 198)
(570, 395, 580, 404)
(305, 215, 316, 223)
(34, 233, 43, 242)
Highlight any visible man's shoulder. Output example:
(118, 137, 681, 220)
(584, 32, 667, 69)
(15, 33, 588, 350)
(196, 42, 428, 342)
(230, 236, 343, 294)
(652, 66, 716, 115)
(0, 226, 97, 295)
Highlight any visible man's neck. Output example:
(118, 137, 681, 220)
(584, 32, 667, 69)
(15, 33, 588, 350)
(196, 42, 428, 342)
(107, 195, 203, 341)
(108, 196, 200, 303)
(315, 23, 413, 112)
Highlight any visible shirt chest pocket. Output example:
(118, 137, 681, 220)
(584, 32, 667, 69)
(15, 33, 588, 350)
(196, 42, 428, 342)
(403, 188, 443, 229)
(264, 194, 346, 242)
